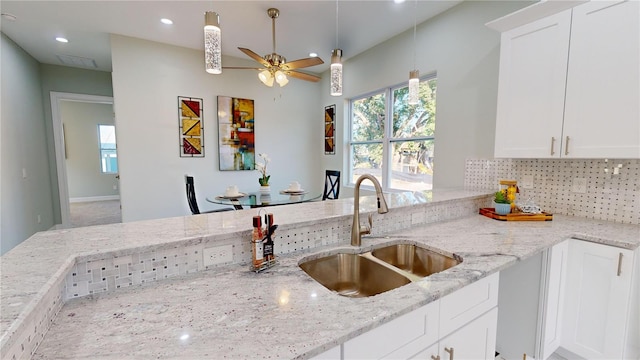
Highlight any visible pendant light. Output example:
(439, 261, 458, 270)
(204, 11, 222, 74)
(407, 0, 419, 105)
(330, 0, 343, 96)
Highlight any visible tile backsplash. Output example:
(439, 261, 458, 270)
(465, 158, 639, 224)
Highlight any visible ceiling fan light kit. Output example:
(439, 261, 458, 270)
(204, 11, 222, 74)
(330, 48, 343, 96)
(226, 8, 324, 87)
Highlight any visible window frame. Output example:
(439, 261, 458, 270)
(97, 124, 118, 174)
(348, 73, 436, 191)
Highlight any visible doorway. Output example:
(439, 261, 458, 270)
(50, 92, 119, 228)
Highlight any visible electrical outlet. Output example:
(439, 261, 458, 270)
(203, 245, 233, 267)
(37, 215, 41, 224)
(521, 175, 534, 189)
(571, 177, 587, 193)
(113, 184, 117, 190)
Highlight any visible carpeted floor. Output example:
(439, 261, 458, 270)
(69, 200, 122, 228)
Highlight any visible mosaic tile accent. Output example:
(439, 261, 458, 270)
(2, 272, 65, 360)
(465, 158, 640, 224)
(62, 196, 488, 301)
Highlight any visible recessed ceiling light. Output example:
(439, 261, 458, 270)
(161, 18, 173, 25)
(55, 37, 69, 43)
(394, 0, 406, 3)
(1, 13, 17, 21)
(309, 52, 318, 58)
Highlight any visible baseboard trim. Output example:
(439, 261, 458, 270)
(69, 195, 120, 203)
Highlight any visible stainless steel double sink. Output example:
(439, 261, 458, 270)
(299, 243, 461, 297)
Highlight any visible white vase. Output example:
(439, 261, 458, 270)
(259, 185, 271, 194)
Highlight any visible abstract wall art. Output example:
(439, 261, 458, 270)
(178, 96, 204, 157)
(324, 104, 336, 155)
(217, 96, 255, 170)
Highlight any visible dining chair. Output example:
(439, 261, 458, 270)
(322, 170, 341, 200)
(185, 175, 235, 214)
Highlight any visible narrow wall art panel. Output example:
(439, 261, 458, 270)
(325, 104, 336, 155)
(217, 96, 255, 170)
(178, 96, 204, 157)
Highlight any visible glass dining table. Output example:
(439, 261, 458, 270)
(206, 190, 322, 209)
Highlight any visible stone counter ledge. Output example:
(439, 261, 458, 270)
(1, 189, 492, 359)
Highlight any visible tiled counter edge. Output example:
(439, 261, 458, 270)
(1, 191, 492, 360)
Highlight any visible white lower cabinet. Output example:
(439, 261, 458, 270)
(436, 308, 498, 360)
(560, 239, 636, 359)
(496, 238, 638, 360)
(336, 272, 499, 360)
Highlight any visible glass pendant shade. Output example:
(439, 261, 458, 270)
(408, 70, 419, 105)
(258, 70, 274, 87)
(204, 11, 222, 74)
(330, 49, 343, 96)
(274, 70, 289, 87)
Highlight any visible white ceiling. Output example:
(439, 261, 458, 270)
(0, 0, 461, 73)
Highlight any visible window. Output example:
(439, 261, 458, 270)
(98, 124, 118, 174)
(349, 76, 436, 191)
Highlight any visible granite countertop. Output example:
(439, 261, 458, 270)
(32, 213, 639, 359)
(0, 188, 491, 356)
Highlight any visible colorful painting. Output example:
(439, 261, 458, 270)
(324, 105, 336, 155)
(217, 96, 255, 170)
(178, 96, 204, 157)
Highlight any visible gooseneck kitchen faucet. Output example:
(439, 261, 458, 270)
(351, 174, 389, 246)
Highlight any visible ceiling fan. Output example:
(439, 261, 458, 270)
(224, 8, 324, 87)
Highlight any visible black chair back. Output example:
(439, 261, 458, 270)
(323, 170, 341, 200)
(185, 175, 201, 214)
(186, 175, 236, 213)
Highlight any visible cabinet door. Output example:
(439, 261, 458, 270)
(494, 10, 571, 158)
(539, 240, 569, 360)
(438, 307, 498, 360)
(562, 0, 640, 158)
(343, 300, 439, 359)
(562, 240, 635, 359)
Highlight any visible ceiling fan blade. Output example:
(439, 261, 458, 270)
(281, 57, 324, 70)
(238, 47, 270, 68)
(286, 70, 321, 82)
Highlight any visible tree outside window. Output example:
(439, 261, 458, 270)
(349, 76, 436, 191)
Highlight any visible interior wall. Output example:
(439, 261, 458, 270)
(39, 64, 113, 222)
(60, 101, 119, 199)
(110, 35, 322, 222)
(320, 1, 532, 193)
(1, 34, 54, 255)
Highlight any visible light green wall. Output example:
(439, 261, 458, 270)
(39, 64, 113, 222)
(61, 101, 118, 199)
(320, 1, 532, 193)
(110, 35, 322, 222)
(1, 34, 53, 255)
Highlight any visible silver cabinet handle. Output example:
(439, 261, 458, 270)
(617, 253, 623, 276)
(565, 136, 570, 156)
(431, 356, 441, 360)
(444, 347, 454, 360)
(550, 137, 556, 156)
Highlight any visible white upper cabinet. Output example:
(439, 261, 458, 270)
(494, 10, 571, 158)
(493, 0, 640, 159)
(562, 0, 639, 158)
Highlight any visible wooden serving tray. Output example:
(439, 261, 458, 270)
(479, 207, 553, 221)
